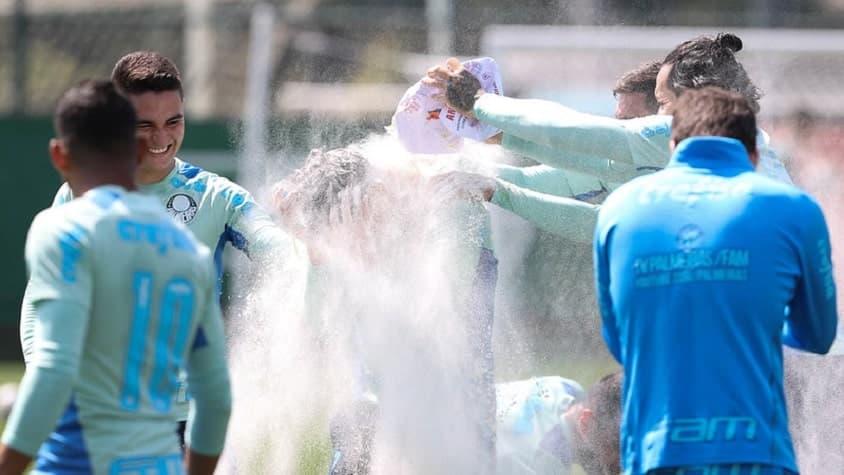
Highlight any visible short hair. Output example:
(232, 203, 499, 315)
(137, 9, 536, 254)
(111, 51, 183, 97)
(585, 371, 622, 442)
(613, 61, 661, 114)
(283, 147, 370, 231)
(670, 87, 757, 154)
(663, 33, 762, 113)
(54, 79, 138, 164)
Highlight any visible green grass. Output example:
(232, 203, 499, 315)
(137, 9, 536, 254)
(0, 357, 615, 474)
(0, 362, 23, 385)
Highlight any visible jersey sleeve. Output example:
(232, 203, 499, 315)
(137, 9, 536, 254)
(185, 257, 232, 456)
(474, 94, 670, 173)
(781, 194, 838, 354)
(217, 178, 302, 263)
(21, 184, 76, 363)
(2, 215, 94, 455)
(500, 134, 648, 184)
(491, 180, 598, 244)
(593, 198, 622, 363)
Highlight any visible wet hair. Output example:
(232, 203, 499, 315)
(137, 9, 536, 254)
(663, 33, 761, 113)
(671, 87, 757, 154)
(54, 79, 138, 165)
(283, 147, 370, 231)
(111, 51, 183, 97)
(613, 61, 661, 114)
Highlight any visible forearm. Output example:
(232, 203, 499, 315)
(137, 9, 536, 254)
(502, 134, 644, 184)
(185, 450, 220, 475)
(0, 445, 32, 475)
(1, 366, 75, 456)
(491, 180, 598, 244)
(2, 299, 85, 455)
(474, 94, 637, 166)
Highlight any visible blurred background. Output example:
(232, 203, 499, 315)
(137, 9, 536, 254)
(0, 0, 842, 384)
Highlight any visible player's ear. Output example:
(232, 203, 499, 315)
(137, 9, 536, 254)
(577, 407, 594, 437)
(48, 138, 70, 172)
(669, 138, 677, 152)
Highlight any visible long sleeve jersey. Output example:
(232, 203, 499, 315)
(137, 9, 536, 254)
(593, 137, 837, 474)
(475, 94, 794, 244)
(3, 186, 231, 474)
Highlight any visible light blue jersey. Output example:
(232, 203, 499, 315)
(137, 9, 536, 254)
(3, 186, 231, 474)
(474, 94, 793, 244)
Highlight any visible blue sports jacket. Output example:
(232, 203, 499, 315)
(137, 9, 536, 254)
(593, 137, 838, 474)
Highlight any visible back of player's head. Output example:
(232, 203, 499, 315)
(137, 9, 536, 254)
(613, 60, 661, 114)
(663, 33, 761, 113)
(585, 371, 622, 444)
(53, 79, 138, 165)
(111, 51, 183, 97)
(671, 86, 757, 154)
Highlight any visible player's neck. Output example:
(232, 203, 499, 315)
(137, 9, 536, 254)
(135, 162, 176, 185)
(68, 173, 137, 196)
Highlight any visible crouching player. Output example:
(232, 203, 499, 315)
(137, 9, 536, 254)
(0, 80, 231, 474)
(496, 373, 621, 475)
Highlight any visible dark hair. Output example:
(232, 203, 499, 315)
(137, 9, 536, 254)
(663, 33, 761, 113)
(54, 79, 138, 164)
(111, 51, 183, 97)
(586, 372, 622, 440)
(613, 61, 661, 114)
(671, 87, 757, 154)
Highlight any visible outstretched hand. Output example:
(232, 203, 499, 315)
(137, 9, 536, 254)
(428, 171, 496, 203)
(422, 58, 484, 118)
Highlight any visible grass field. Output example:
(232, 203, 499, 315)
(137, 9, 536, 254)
(0, 362, 23, 385)
(0, 357, 616, 473)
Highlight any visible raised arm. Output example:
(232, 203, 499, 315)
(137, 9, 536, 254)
(474, 94, 670, 172)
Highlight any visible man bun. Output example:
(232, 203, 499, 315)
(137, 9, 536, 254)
(716, 33, 743, 53)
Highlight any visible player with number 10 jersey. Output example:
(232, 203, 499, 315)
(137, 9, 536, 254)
(4, 186, 231, 474)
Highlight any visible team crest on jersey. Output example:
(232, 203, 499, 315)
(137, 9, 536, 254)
(676, 224, 703, 253)
(166, 193, 198, 224)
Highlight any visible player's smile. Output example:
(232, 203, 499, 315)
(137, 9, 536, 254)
(127, 90, 185, 184)
(148, 144, 171, 155)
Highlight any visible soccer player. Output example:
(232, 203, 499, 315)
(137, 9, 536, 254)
(0, 80, 231, 474)
(593, 87, 838, 475)
(19, 51, 297, 444)
(613, 61, 661, 120)
(424, 33, 792, 244)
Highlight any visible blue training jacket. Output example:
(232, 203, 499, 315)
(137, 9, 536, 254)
(593, 137, 838, 475)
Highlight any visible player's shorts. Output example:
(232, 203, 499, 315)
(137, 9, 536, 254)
(648, 465, 797, 475)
